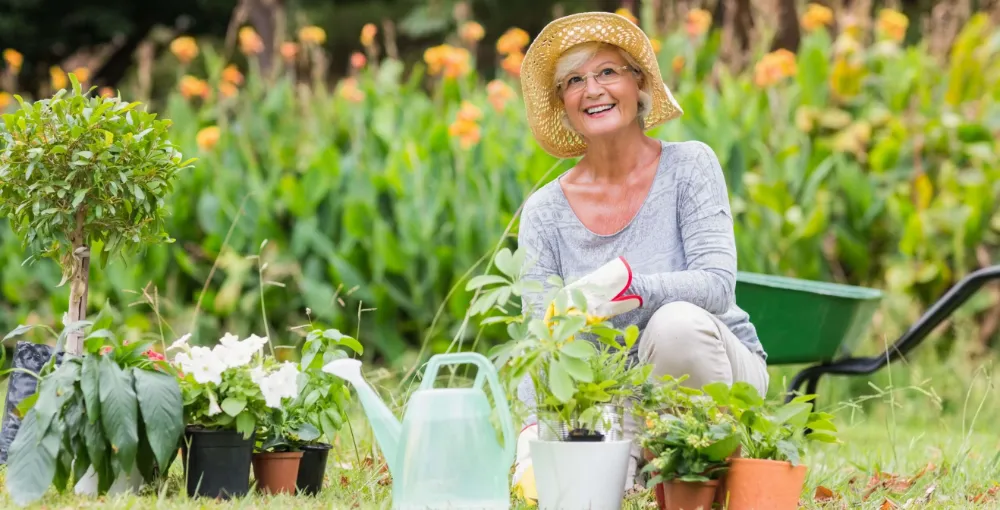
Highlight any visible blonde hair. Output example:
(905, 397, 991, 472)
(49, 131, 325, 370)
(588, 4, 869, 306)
(552, 42, 653, 132)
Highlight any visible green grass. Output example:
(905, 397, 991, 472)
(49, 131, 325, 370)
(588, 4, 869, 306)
(2, 355, 998, 509)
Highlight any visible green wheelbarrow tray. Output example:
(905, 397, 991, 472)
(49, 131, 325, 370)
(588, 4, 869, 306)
(736, 266, 1000, 406)
(735, 272, 883, 365)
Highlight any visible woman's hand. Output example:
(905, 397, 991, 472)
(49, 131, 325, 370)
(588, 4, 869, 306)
(562, 256, 643, 320)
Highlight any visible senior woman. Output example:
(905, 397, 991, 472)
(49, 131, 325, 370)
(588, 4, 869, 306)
(510, 11, 769, 501)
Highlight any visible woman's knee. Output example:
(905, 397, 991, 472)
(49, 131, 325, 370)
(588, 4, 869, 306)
(638, 301, 732, 385)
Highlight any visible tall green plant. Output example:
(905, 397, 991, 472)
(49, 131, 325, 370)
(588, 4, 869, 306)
(0, 74, 194, 353)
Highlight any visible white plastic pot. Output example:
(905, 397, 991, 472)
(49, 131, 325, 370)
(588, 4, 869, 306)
(529, 439, 631, 510)
(73, 464, 144, 496)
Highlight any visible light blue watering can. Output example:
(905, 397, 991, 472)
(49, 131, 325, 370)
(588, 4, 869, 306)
(323, 352, 516, 509)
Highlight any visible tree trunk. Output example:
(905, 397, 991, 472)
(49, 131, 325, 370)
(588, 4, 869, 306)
(771, 0, 801, 52)
(65, 210, 90, 355)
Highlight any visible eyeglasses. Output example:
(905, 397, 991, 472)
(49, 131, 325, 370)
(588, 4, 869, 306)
(559, 65, 636, 95)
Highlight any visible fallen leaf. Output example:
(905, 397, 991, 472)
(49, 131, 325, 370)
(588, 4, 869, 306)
(920, 483, 936, 504)
(969, 484, 1000, 503)
(815, 485, 837, 501)
(340, 475, 350, 487)
(912, 462, 936, 481)
(880, 498, 897, 509)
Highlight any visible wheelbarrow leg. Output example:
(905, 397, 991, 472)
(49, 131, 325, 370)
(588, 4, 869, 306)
(784, 367, 824, 404)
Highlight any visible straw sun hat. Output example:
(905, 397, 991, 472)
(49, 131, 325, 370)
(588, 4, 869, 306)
(520, 11, 683, 158)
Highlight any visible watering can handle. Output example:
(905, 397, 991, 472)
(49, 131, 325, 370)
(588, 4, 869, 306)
(420, 352, 516, 465)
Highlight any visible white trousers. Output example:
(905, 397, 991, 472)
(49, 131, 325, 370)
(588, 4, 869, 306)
(622, 301, 769, 488)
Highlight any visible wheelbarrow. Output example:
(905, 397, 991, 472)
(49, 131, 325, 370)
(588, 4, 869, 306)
(734, 265, 1000, 404)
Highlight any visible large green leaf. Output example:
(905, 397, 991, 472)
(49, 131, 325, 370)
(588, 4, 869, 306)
(98, 355, 139, 474)
(4, 410, 60, 506)
(132, 367, 184, 471)
(81, 354, 101, 422)
(547, 360, 575, 403)
(557, 354, 592, 383)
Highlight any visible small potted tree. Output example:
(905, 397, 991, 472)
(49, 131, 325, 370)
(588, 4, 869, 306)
(702, 381, 839, 510)
(470, 248, 651, 509)
(634, 376, 740, 510)
(0, 74, 193, 458)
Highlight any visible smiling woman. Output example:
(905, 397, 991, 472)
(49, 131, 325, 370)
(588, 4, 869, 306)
(510, 11, 770, 501)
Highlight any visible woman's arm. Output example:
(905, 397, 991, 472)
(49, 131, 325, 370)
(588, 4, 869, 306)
(628, 142, 737, 314)
(516, 197, 561, 320)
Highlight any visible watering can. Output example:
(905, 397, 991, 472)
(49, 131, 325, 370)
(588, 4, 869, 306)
(323, 352, 516, 509)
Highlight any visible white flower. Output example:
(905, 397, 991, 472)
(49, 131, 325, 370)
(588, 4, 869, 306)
(212, 332, 267, 369)
(168, 333, 191, 352)
(207, 392, 222, 416)
(185, 346, 225, 385)
(257, 362, 300, 408)
(250, 365, 266, 385)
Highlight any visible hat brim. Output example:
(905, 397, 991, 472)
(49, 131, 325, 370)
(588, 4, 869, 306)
(520, 12, 682, 159)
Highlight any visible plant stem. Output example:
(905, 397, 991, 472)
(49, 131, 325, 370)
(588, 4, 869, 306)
(66, 209, 90, 355)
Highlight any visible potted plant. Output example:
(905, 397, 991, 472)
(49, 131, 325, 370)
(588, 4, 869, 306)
(634, 376, 741, 510)
(474, 250, 651, 510)
(168, 332, 270, 499)
(289, 324, 363, 495)
(2, 321, 184, 507)
(702, 381, 839, 510)
(0, 74, 192, 459)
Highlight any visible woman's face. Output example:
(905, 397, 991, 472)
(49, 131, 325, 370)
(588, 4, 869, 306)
(559, 47, 642, 140)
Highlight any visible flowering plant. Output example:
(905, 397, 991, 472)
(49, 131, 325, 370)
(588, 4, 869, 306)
(250, 357, 321, 453)
(168, 332, 273, 439)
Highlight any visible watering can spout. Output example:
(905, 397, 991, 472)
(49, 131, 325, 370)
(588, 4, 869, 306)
(322, 358, 401, 475)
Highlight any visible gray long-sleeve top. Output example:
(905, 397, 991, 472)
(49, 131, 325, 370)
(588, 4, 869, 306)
(514, 139, 766, 427)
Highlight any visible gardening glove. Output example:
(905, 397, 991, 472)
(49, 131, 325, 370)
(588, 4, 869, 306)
(560, 256, 642, 321)
(511, 423, 538, 505)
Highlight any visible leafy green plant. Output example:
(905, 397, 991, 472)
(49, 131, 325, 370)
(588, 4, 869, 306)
(2, 326, 183, 506)
(635, 375, 740, 484)
(292, 324, 362, 446)
(0, 74, 194, 354)
(701, 381, 839, 465)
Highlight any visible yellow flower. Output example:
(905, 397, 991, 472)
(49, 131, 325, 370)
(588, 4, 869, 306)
(281, 42, 299, 61)
(877, 9, 908, 42)
(170, 36, 199, 64)
(496, 27, 529, 55)
(3, 49, 23, 72)
(50, 66, 67, 90)
(70, 67, 89, 83)
(179, 75, 209, 99)
(753, 48, 797, 87)
(486, 79, 515, 112)
(298, 25, 326, 45)
(196, 126, 220, 151)
(459, 21, 485, 44)
(685, 9, 712, 38)
(0, 92, 11, 110)
(222, 64, 243, 85)
(423, 44, 472, 78)
(614, 8, 638, 24)
(98, 87, 115, 98)
(801, 3, 833, 32)
(360, 23, 378, 47)
(239, 26, 264, 55)
(501, 51, 523, 78)
(672, 55, 685, 74)
(649, 38, 662, 54)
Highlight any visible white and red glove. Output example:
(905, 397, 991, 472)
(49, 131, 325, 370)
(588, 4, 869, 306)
(511, 423, 538, 504)
(563, 256, 642, 320)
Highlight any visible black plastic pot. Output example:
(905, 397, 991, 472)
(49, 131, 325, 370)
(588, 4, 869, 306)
(0, 341, 63, 464)
(296, 442, 332, 495)
(182, 427, 254, 499)
(567, 428, 604, 442)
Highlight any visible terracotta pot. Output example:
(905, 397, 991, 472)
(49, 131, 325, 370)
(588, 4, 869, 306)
(719, 457, 807, 510)
(252, 451, 304, 495)
(661, 479, 718, 510)
(713, 444, 741, 506)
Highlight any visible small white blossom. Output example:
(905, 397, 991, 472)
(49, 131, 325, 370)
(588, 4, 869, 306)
(257, 362, 300, 408)
(168, 333, 191, 352)
(184, 346, 225, 386)
(207, 392, 222, 416)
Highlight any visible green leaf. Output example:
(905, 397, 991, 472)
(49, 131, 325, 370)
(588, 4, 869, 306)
(548, 360, 575, 403)
(236, 412, 255, 439)
(4, 410, 60, 506)
(560, 339, 596, 359)
(294, 423, 321, 442)
(98, 355, 139, 474)
(552, 315, 586, 342)
(557, 354, 593, 383)
(776, 439, 801, 465)
(83, 417, 106, 483)
(72, 188, 89, 208)
(465, 274, 508, 291)
(132, 368, 184, 471)
(221, 397, 247, 417)
(81, 355, 101, 421)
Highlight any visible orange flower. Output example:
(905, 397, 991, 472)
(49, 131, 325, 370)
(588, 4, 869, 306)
(456, 101, 482, 123)
(170, 36, 199, 64)
(877, 9, 908, 42)
(449, 118, 481, 149)
(0, 92, 11, 110)
(360, 23, 378, 47)
(350, 52, 367, 69)
(239, 26, 264, 55)
(459, 21, 485, 44)
(179, 75, 210, 99)
(50, 66, 67, 90)
(685, 9, 712, 38)
(70, 67, 89, 83)
(753, 48, 797, 87)
(338, 77, 365, 102)
(496, 27, 529, 55)
(196, 126, 220, 151)
(672, 55, 685, 74)
(98, 87, 115, 98)
(423, 44, 472, 78)
(219, 82, 238, 98)
(298, 25, 327, 45)
(3, 49, 23, 72)
(614, 8, 638, 24)
(649, 38, 662, 54)
(222, 64, 243, 85)
(281, 42, 299, 61)
(801, 3, 834, 32)
(486, 80, 515, 112)
(501, 51, 523, 78)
